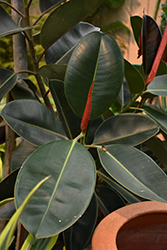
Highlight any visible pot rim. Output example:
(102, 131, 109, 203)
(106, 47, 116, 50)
(92, 200, 167, 250)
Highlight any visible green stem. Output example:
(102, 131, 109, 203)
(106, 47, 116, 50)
(23, 5, 54, 112)
(121, 92, 141, 113)
(153, 0, 161, 20)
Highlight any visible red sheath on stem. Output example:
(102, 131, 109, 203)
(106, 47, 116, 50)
(80, 80, 94, 132)
(146, 25, 167, 85)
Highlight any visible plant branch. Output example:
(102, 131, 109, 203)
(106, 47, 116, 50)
(24, 5, 54, 112)
(27, 0, 33, 9)
(0, 1, 24, 17)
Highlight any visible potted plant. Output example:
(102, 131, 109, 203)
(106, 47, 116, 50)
(0, 0, 167, 249)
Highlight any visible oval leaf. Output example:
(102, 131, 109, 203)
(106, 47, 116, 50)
(143, 104, 167, 134)
(0, 6, 35, 37)
(142, 14, 162, 74)
(98, 144, 167, 202)
(39, 0, 65, 13)
(1, 100, 67, 146)
(0, 68, 19, 101)
(40, 64, 67, 85)
(93, 113, 159, 146)
(130, 15, 142, 47)
(146, 75, 167, 96)
(65, 31, 124, 119)
(40, 0, 107, 49)
(45, 22, 100, 64)
(15, 140, 96, 238)
(124, 59, 145, 94)
(97, 168, 143, 204)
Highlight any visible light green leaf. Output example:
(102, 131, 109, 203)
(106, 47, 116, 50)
(21, 233, 58, 250)
(0, 176, 50, 250)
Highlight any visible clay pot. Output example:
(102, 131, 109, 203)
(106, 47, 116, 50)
(92, 201, 167, 250)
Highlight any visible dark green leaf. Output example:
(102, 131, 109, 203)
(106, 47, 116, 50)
(98, 144, 167, 202)
(0, 169, 19, 201)
(146, 75, 167, 96)
(85, 116, 104, 145)
(11, 82, 37, 100)
(40, 64, 67, 86)
(93, 113, 159, 146)
(39, 0, 65, 13)
(156, 60, 167, 76)
(142, 14, 162, 74)
(15, 140, 96, 238)
(98, 168, 143, 203)
(0, 200, 15, 220)
(64, 193, 98, 250)
(0, 6, 34, 37)
(143, 104, 167, 134)
(144, 136, 167, 169)
(95, 185, 126, 216)
(65, 31, 124, 119)
(124, 59, 145, 94)
(21, 78, 37, 94)
(40, 0, 107, 49)
(49, 80, 81, 139)
(0, 68, 19, 101)
(130, 15, 142, 47)
(45, 22, 100, 65)
(11, 140, 38, 172)
(1, 100, 67, 146)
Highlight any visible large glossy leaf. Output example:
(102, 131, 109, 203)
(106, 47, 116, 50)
(64, 193, 98, 250)
(1, 100, 67, 146)
(98, 144, 167, 202)
(85, 116, 104, 145)
(0, 68, 19, 101)
(97, 168, 145, 204)
(142, 14, 162, 74)
(49, 80, 81, 139)
(95, 185, 126, 216)
(0, 169, 19, 201)
(0, 176, 50, 250)
(130, 15, 142, 47)
(39, 0, 65, 13)
(11, 140, 38, 172)
(40, 64, 67, 86)
(93, 113, 159, 146)
(45, 22, 100, 65)
(0, 6, 34, 37)
(20, 233, 58, 250)
(143, 104, 167, 134)
(15, 140, 96, 239)
(124, 59, 145, 94)
(65, 31, 124, 119)
(40, 0, 107, 49)
(146, 75, 167, 96)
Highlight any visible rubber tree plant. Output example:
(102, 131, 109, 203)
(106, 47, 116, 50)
(0, 0, 167, 249)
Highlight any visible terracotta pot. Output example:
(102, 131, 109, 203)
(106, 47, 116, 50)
(92, 201, 167, 250)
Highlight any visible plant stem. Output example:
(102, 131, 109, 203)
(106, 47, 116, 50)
(0, 1, 24, 17)
(24, 5, 54, 112)
(153, 0, 161, 20)
(121, 92, 142, 113)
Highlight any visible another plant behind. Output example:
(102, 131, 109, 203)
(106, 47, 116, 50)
(0, 1, 167, 249)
